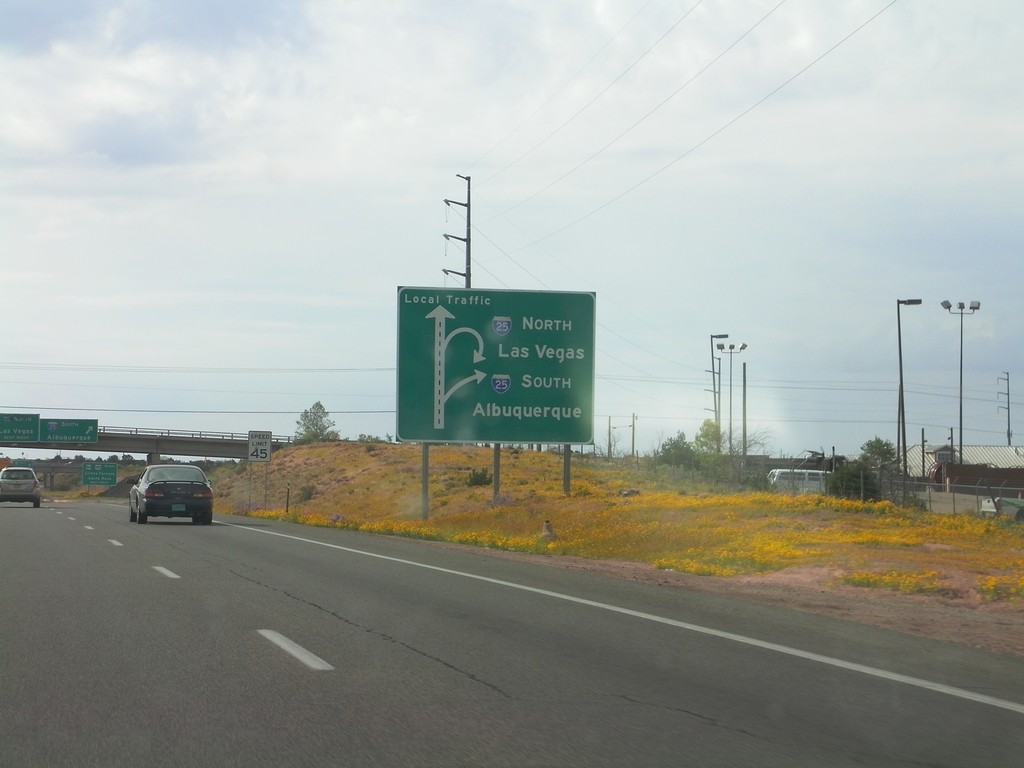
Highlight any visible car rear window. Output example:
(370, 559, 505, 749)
(148, 467, 207, 483)
(1, 469, 36, 480)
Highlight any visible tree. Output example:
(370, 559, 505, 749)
(859, 437, 896, 468)
(827, 437, 895, 500)
(828, 458, 882, 500)
(692, 419, 722, 456)
(692, 419, 728, 476)
(295, 401, 339, 444)
(657, 431, 696, 468)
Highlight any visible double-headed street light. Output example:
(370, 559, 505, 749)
(941, 300, 981, 464)
(716, 342, 747, 456)
(896, 299, 922, 492)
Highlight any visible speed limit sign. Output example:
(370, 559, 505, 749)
(247, 431, 272, 463)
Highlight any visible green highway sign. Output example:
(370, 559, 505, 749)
(39, 419, 99, 443)
(397, 287, 595, 444)
(0, 414, 41, 442)
(82, 462, 118, 486)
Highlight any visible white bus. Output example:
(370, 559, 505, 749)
(767, 469, 829, 494)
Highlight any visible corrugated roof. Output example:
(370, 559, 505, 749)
(905, 444, 1024, 471)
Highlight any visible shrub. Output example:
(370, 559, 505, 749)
(828, 460, 881, 501)
(467, 468, 492, 487)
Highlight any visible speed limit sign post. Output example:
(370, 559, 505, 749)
(248, 431, 272, 463)
(247, 431, 272, 511)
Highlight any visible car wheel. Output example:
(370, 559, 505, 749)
(138, 507, 148, 524)
(33, 499, 40, 508)
(129, 504, 137, 523)
(203, 511, 213, 526)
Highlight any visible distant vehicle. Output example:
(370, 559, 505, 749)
(0, 467, 42, 507)
(980, 496, 1024, 522)
(767, 468, 829, 494)
(129, 464, 213, 525)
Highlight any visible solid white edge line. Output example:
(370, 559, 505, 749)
(152, 566, 181, 579)
(219, 520, 1024, 716)
(257, 630, 335, 671)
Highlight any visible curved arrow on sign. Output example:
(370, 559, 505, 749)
(426, 306, 487, 429)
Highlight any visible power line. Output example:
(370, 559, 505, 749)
(481, 0, 706, 187)
(0, 364, 391, 376)
(508, 0, 902, 251)
(496, 0, 788, 216)
(469, 0, 657, 172)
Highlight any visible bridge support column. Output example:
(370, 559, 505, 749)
(147, 452, 161, 464)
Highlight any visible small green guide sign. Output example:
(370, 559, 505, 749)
(82, 462, 118, 486)
(396, 287, 596, 444)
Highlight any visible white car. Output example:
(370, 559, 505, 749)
(0, 467, 42, 507)
(980, 496, 1024, 521)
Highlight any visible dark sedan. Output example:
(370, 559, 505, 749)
(129, 464, 213, 525)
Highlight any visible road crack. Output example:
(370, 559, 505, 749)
(231, 569, 511, 698)
(606, 694, 945, 766)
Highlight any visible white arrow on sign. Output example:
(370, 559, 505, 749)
(426, 306, 486, 429)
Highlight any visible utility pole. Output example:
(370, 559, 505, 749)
(741, 361, 747, 476)
(443, 174, 471, 288)
(425, 174, 474, 519)
(444, 174, 502, 496)
(998, 372, 1012, 446)
(709, 334, 728, 432)
(631, 413, 636, 460)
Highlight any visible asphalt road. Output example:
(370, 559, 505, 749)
(3, 499, 1023, 767)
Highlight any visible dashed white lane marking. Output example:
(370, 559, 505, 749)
(152, 566, 181, 579)
(257, 630, 335, 671)
(84, 525, 94, 530)
(108, 540, 123, 547)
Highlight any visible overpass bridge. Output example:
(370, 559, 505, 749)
(1, 426, 294, 462)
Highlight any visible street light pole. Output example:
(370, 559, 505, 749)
(941, 300, 981, 464)
(896, 299, 922, 495)
(716, 342, 747, 457)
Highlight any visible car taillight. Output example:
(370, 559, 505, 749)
(194, 488, 212, 499)
(144, 488, 164, 498)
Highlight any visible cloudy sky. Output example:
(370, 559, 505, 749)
(2, 0, 1021, 461)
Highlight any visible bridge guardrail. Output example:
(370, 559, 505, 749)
(99, 426, 294, 443)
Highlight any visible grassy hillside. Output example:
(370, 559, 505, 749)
(209, 441, 655, 521)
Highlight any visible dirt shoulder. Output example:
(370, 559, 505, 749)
(431, 544, 1024, 659)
